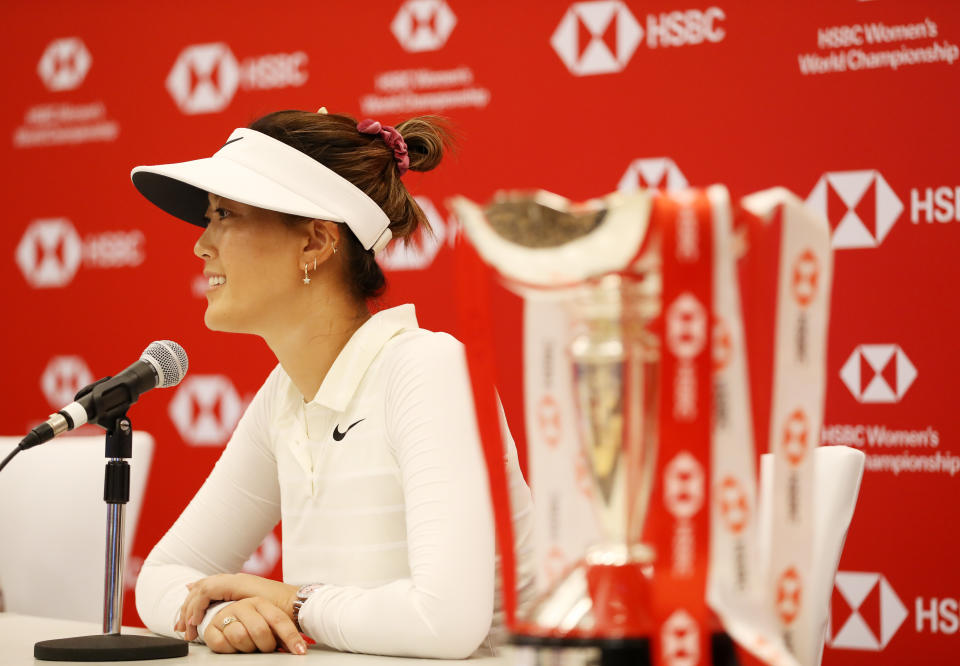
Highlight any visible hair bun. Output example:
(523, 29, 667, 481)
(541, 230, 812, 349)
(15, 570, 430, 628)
(396, 116, 455, 173)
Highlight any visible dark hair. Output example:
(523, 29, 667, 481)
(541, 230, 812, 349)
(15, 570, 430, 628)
(248, 110, 454, 300)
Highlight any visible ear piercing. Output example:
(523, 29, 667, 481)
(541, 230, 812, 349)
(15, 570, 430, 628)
(303, 258, 318, 285)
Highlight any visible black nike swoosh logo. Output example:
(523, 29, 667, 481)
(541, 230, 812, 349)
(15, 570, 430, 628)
(332, 419, 365, 441)
(219, 137, 244, 150)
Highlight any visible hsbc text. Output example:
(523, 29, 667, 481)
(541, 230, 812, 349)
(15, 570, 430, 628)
(240, 52, 308, 90)
(646, 8, 726, 49)
(911, 187, 960, 223)
(916, 597, 960, 634)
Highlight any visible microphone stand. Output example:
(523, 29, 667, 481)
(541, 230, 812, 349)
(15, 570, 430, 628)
(33, 411, 188, 661)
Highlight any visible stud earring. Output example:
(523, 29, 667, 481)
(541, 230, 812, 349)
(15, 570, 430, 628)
(333, 244, 338, 255)
(303, 263, 311, 285)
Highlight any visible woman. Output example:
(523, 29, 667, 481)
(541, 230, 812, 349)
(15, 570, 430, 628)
(131, 109, 535, 658)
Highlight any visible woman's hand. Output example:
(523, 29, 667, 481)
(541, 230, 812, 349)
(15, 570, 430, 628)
(175, 573, 299, 641)
(203, 597, 306, 654)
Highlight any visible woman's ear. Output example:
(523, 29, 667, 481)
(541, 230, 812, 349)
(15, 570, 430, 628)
(302, 219, 342, 265)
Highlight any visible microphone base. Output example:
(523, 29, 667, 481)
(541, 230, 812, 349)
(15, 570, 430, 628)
(35, 633, 189, 661)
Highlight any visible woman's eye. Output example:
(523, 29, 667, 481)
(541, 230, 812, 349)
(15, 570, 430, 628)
(216, 207, 230, 219)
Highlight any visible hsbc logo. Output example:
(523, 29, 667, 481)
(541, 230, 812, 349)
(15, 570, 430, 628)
(791, 248, 819, 307)
(167, 43, 238, 115)
(828, 571, 907, 650)
(712, 317, 733, 371)
(37, 37, 92, 91)
(41, 355, 93, 408)
(664, 451, 705, 519)
(15, 219, 146, 289)
(391, 0, 457, 53)
(166, 42, 308, 115)
(618, 158, 689, 192)
(552, 4, 726, 77)
(378, 197, 454, 271)
(776, 566, 802, 625)
(551, 1, 643, 76)
(664, 452, 704, 577)
(661, 609, 699, 666)
(666, 293, 707, 360)
(782, 409, 810, 467)
(805, 170, 903, 250)
(168, 375, 244, 446)
(840, 344, 917, 404)
(536, 394, 562, 449)
(717, 475, 748, 534)
(667, 293, 706, 420)
(16, 219, 81, 288)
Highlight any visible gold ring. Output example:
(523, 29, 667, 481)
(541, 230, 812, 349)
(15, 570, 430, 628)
(221, 616, 239, 629)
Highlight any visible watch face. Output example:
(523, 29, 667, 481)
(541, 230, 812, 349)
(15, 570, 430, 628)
(297, 583, 323, 599)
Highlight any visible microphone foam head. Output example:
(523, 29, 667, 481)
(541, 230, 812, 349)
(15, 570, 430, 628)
(142, 340, 189, 388)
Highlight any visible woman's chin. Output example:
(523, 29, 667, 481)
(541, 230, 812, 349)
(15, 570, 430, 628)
(203, 307, 229, 332)
(203, 308, 253, 335)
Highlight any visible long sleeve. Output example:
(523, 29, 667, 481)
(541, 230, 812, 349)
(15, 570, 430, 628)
(135, 368, 283, 638)
(298, 333, 496, 659)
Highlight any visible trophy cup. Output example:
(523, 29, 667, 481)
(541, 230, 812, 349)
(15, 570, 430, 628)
(453, 183, 838, 666)
(451, 191, 677, 654)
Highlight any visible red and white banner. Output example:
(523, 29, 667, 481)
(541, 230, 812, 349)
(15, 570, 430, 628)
(2, 2, 958, 664)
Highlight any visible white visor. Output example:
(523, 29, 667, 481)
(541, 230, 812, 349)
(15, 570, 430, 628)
(130, 128, 393, 253)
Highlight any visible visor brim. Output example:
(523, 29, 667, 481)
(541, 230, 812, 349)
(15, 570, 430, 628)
(131, 157, 345, 227)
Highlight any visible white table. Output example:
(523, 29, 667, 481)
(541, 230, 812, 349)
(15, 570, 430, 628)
(0, 613, 513, 665)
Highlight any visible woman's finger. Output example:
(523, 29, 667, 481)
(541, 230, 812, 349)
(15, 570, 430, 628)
(188, 588, 215, 626)
(234, 601, 278, 653)
(222, 617, 257, 653)
(177, 584, 202, 632)
(255, 599, 307, 655)
(203, 626, 237, 654)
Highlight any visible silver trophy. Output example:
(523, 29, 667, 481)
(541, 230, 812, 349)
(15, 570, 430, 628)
(452, 190, 662, 640)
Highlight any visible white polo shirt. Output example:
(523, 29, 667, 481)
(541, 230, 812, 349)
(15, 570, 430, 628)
(135, 304, 536, 658)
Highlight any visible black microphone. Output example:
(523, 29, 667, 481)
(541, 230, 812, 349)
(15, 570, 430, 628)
(21, 340, 188, 450)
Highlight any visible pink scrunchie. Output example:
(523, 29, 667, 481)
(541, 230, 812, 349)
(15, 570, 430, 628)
(357, 119, 410, 176)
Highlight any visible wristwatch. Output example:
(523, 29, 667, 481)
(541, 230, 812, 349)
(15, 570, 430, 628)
(292, 583, 323, 632)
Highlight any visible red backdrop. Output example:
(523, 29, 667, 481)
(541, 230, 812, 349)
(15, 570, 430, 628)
(1, 1, 957, 663)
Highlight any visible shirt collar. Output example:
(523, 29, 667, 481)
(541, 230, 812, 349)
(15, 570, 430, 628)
(308, 304, 419, 412)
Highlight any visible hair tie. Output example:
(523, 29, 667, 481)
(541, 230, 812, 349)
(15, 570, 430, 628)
(357, 118, 410, 176)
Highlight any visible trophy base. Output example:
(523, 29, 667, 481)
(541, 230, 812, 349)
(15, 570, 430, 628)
(511, 632, 739, 666)
(522, 544, 655, 637)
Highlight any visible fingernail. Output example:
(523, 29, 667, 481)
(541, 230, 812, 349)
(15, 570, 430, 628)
(295, 643, 306, 655)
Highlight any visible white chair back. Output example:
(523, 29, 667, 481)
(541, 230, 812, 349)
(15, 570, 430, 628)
(758, 444, 865, 665)
(0, 433, 154, 622)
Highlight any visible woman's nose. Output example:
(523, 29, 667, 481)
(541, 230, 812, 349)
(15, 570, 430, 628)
(194, 225, 215, 260)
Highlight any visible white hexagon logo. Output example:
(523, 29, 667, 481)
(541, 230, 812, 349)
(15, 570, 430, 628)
(378, 196, 449, 271)
(840, 344, 917, 404)
(618, 157, 688, 192)
(15, 218, 83, 289)
(661, 609, 699, 666)
(391, 0, 457, 53)
(168, 375, 243, 446)
(666, 293, 707, 360)
(551, 1, 643, 76)
(663, 451, 705, 519)
(41, 355, 93, 408)
(37, 37, 92, 91)
(828, 571, 908, 651)
(166, 43, 240, 115)
(805, 170, 903, 250)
